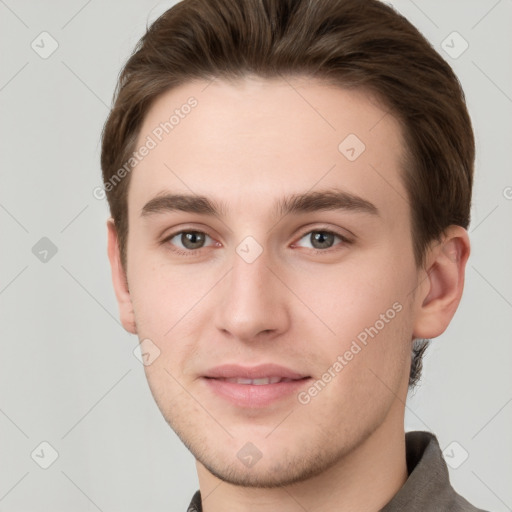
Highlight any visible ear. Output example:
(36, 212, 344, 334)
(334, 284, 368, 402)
(412, 225, 470, 339)
(107, 218, 137, 334)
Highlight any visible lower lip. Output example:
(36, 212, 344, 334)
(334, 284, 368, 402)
(202, 377, 311, 408)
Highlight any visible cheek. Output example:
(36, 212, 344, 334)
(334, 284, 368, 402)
(290, 255, 414, 387)
(128, 254, 208, 335)
(306, 299, 412, 425)
(127, 257, 218, 386)
(290, 254, 412, 335)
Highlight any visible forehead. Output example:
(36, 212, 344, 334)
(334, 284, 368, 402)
(128, 76, 408, 222)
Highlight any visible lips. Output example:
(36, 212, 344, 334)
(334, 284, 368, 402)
(204, 363, 308, 381)
(202, 364, 311, 407)
(218, 376, 296, 385)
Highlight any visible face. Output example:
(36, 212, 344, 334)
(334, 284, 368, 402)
(117, 77, 425, 486)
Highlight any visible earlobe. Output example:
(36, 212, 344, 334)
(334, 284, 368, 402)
(412, 226, 470, 340)
(106, 218, 137, 334)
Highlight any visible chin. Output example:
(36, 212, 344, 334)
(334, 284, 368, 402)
(191, 435, 351, 489)
(198, 456, 329, 488)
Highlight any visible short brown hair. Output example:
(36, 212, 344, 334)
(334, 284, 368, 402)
(101, 0, 475, 386)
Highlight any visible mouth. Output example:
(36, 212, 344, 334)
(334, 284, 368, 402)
(208, 376, 304, 385)
(202, 364, 311, 407)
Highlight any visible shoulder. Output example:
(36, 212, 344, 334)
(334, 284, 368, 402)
(380, 431, 492, 512)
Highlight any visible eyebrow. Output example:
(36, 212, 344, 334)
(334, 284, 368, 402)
(140, 189, 379, 218)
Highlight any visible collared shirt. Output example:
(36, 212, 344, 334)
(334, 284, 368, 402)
(187, 431, 489, 511)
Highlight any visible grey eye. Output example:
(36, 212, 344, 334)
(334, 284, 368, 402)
(297, 231, 340, 250)
(169, 231, 212, 250)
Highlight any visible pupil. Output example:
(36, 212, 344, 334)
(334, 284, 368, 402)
(182, 232, 205, 249)
(312, 231, 334, 249)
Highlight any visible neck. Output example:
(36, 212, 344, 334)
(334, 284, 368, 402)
(195, 416, 408, 512)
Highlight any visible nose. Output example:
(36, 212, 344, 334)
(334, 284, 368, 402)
(213, 246, 291, 343)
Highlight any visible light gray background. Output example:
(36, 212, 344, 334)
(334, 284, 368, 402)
(0, 0, 511, 511)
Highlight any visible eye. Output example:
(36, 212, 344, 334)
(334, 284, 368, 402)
(162, 228, 350, 255)
(293, 229, 349, 251)
(165, 230, 216, 252)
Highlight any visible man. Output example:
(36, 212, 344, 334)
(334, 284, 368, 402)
(101, 0, 488, 510)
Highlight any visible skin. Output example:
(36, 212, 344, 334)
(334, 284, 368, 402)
(107, 76, 470, 511)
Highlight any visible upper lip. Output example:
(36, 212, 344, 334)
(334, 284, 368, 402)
(204, 364, 309, 380)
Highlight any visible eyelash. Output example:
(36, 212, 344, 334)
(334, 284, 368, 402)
(293, 227, 352, 254)
(161, 226, 352, 256)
